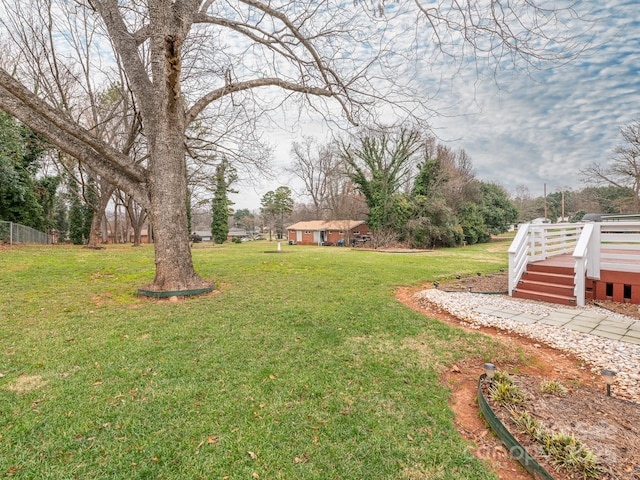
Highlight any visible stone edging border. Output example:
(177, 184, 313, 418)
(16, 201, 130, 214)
(137, 285, 215, 298)
(477, 373, 554, 480)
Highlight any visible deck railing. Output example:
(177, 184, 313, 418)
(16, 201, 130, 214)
(598, 222, 640, 273)
(507, 224, 530, 295)
(573, 223, 597, 306)
(508, 223, 583, 295)
(509, 221, 640, 306)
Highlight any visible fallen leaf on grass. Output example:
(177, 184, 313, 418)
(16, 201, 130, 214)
(248, 451, 257, 460)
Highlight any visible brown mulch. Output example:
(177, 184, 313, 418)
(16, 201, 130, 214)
(395, 278, 640, 480)
(484, 375, 640, 480)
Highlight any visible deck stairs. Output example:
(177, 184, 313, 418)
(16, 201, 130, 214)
(509, 220, 640, 307)
(512, 262, 579, 306)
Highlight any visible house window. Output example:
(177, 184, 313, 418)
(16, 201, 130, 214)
(624, 284, 632, 300)
(304, 231, 311, 234)
(353, 231, 360, 235)
(339, 231, 343, 235)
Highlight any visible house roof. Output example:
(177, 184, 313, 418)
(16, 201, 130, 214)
(227, 228, 250, 237)
(287, 220, 366, 231)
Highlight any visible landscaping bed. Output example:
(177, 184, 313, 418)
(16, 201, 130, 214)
(396, 281, 640, 480)
(483, 373, 640, 479)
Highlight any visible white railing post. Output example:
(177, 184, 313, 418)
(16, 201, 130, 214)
(574, 258, 586, 307)
(588, 224, 601, 279)
(508, 223, 531, 295)
(573, 223, 594, 307)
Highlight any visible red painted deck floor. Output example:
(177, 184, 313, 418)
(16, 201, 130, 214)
(534, 254, 574, 268)
(534, 251, 640, 269)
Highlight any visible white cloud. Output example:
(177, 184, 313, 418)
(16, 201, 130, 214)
(212, 0, 640, 210)
(424, 0, 640, 196)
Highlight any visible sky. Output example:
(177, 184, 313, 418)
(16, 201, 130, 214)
(230, 0, 640, 211)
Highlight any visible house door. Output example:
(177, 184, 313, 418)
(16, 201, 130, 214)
(296, 230, 302, 242)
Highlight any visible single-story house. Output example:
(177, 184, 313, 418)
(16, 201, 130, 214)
(286, 220, 370, 246)
(193, 230, 213, 242)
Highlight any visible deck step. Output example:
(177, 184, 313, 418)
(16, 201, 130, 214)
(521, 270, 574, 286)
(513, 260, 576, 305)
(526, 263, 574, 276)
(517, 279, 574, 296)
(512, 288, 576, 305)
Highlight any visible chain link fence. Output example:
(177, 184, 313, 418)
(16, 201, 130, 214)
(0, 221, 52, 245)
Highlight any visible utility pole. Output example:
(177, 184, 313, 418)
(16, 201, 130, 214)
(544, 183, 548, 222)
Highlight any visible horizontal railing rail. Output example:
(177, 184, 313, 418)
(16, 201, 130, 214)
(527, 224, 583, 262)
(599, 222, 640, 273)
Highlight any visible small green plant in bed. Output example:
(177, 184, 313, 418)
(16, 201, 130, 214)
(540, 379, 568, 396)
(489, 372, 527, 407)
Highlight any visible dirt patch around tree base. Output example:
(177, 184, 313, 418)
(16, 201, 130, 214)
(395, 283, 640, 480)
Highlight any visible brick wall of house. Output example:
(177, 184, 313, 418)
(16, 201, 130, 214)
(288, 224, 370, 246)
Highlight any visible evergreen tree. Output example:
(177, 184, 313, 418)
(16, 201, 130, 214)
(458, 202, 490, 245)
(0, 111, 51, 229)
(478, 182, 519, 234)
(69, 195, 86, 245)
(210, 159, 237, 244)
(34, 176, 61, 231)
(67, 180, 93, 245)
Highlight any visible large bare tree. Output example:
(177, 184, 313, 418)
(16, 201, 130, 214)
(581, 120, 640, 212)
(0, 0, 585, 294)
(287, 137, 340, 218)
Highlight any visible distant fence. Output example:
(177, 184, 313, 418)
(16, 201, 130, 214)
(0, 221, 52, 245)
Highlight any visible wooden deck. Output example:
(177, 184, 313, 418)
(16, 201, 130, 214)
(512, 253, 640, 305)
(509, 221, 640, 306)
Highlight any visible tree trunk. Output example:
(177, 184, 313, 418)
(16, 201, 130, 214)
(88, 184, 116, 248)
(114, 203, 119, 244)
(140, 20, 209, 293)
(144, 143, 209, 291)
(123, 194, 147, 247)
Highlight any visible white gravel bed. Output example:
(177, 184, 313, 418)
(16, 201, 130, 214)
(416, 289, 640, 402)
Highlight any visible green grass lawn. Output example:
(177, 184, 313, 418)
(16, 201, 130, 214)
(0, 240, 513, 479)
